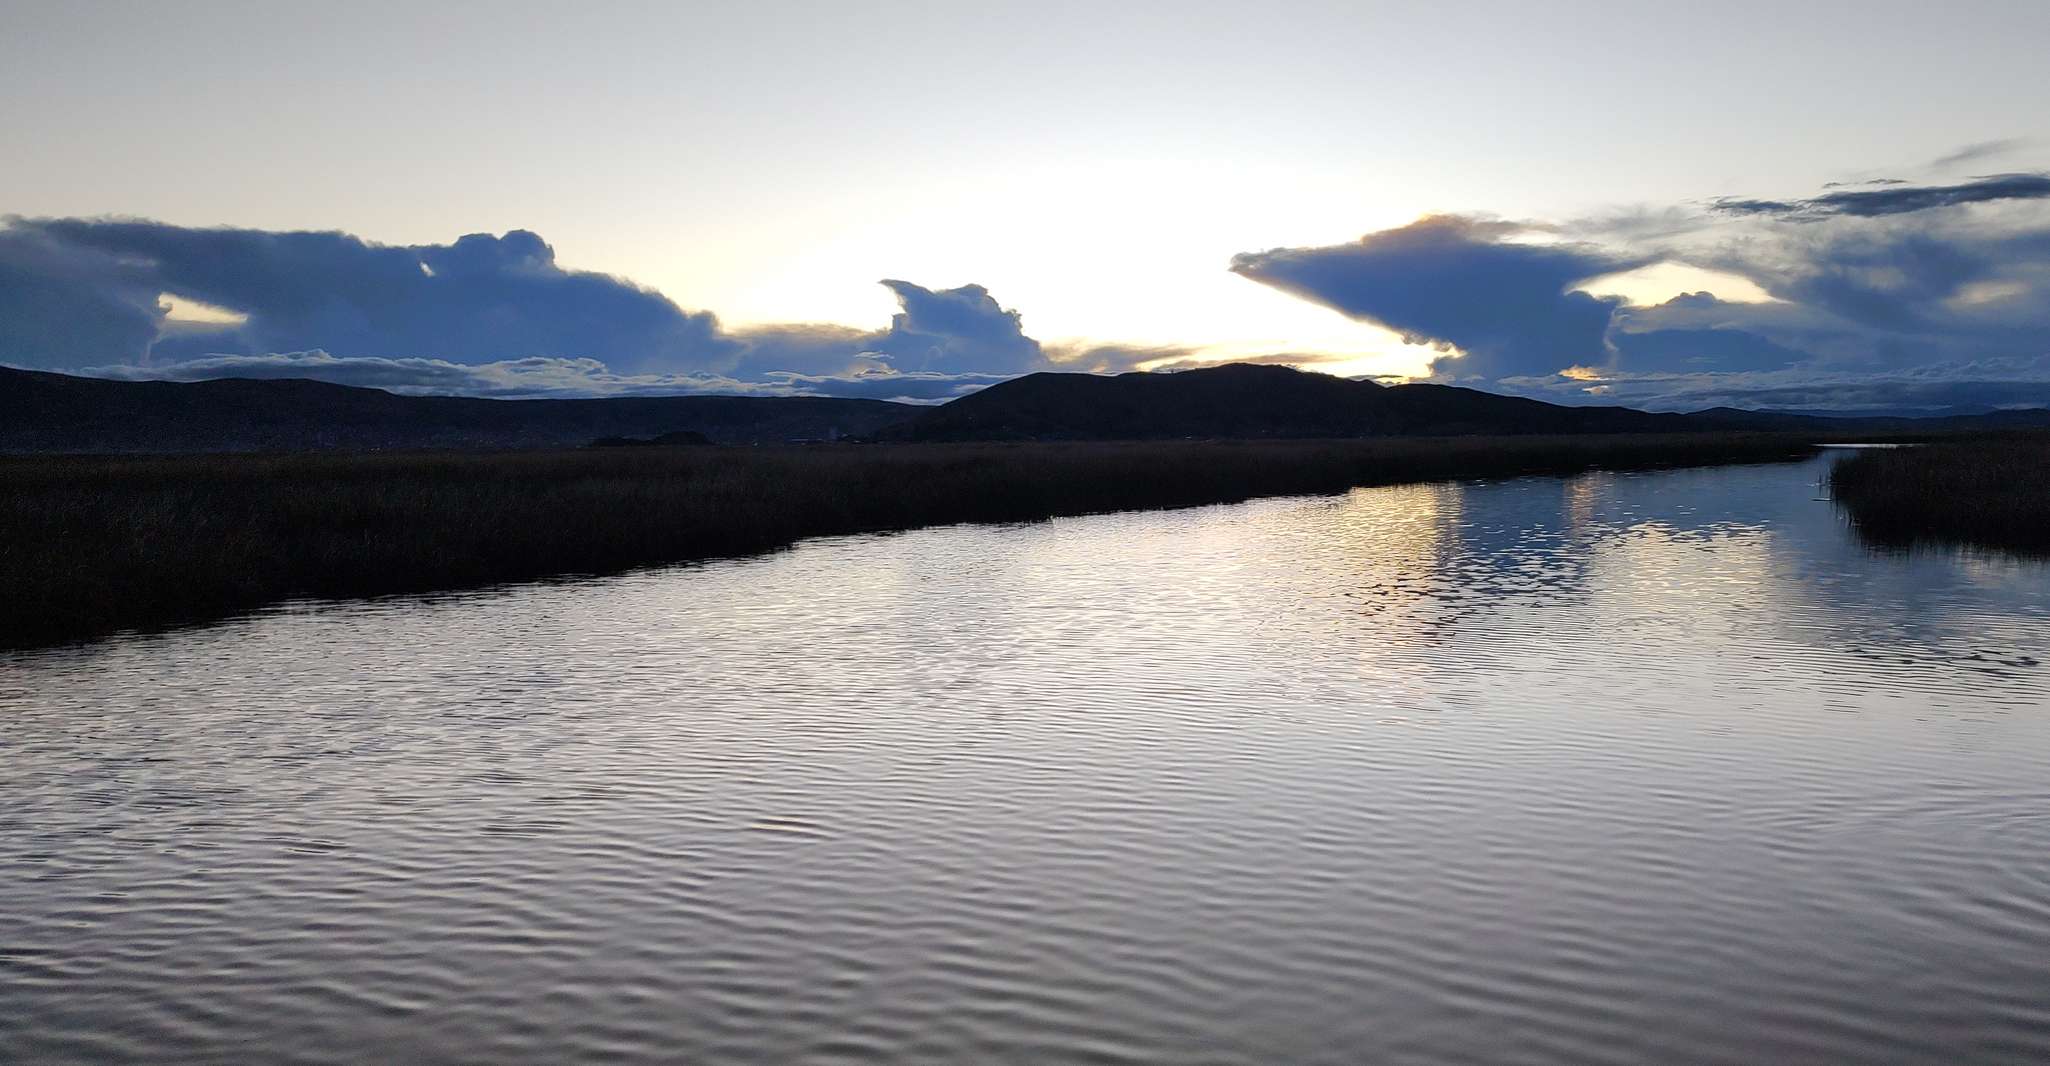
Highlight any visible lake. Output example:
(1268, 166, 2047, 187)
(5, 453, 2049, 1065)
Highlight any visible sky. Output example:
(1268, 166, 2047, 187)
(3, 0, 2049, 411)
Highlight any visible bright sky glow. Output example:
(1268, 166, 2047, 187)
(158, 294, 248, 326)
(1576, 263, 1780, 307)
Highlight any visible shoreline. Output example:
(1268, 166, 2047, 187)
(1, 434, 1825, 651)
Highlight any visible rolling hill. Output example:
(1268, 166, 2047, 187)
(0, 367, 910, 452)
(8, 361, 2049, 453)
(888, 363, 1697, 440)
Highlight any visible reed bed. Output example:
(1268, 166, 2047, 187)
(2, 434, 1821, 649)
(1829, 435, 2050, 555)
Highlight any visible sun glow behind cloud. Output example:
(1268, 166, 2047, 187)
(669, 158, 1448, 381)
(1575, 262, 1778, 306)
(158, 293, 248, 326)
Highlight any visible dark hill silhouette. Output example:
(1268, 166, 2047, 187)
(9, 362, 2049, 453)
(0, 367, 909, 452)
(589, 430, 716, 448)
(890, 363, 1695, 440)
(889, 363, 1400, 440)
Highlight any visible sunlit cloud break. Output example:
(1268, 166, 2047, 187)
(1228, 162, 2050, 413)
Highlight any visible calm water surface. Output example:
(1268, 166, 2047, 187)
(6, 455, 2050, 1064)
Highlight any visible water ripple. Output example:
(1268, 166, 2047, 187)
(3, 457, 2050, 1064)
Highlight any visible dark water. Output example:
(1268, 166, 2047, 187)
(6, 455, 2050, 1065)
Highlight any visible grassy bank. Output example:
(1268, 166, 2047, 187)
(2, 434, 1820, 650)
(1829, 435, 2050, 555)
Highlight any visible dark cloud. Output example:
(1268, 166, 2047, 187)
(1609, 327, 1807, 374)
(1237, 160, 2050, 410)
(866, 280, 1041, 374)
(723, 281, 1088, 383)
(1724, 229, 1990, 332)
(0, 217, 1168, 398)
(0, 223, 165, 369)
(1230, 215, 1644, 379)
(1673, 219, 2050, 347)
(7, 218, 736, 372)
(1710, 172, 2050, 220)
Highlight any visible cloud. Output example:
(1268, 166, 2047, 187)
(6, 219, 737, 372)
(0, 223, 166, 370)
(75, 351, 783, 398)
(72, 350, 1011, 404)
(1608, 326, 1808, 374)
(758, 368, 1017, 402)
(1039, 342, 1200, 373)
(1709, 172, 2050, 220)
(1230, 215, 1645, 378)
(1235, 156, 2050, 411)
(0, 217, 1175, 399)
(866, 279, 1041, 374)
(1665, 215, 2050, 352)
(1142, 350, 1358, 373)
(1498, 355, 2050, 416)
(722, 324, 882, 380)
(1932, 139, 2029, 171)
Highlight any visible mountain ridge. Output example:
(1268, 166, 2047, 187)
(896, 363, 1716, 440)
(7, 361, 2049, 453)
(0, 366, 909, 452)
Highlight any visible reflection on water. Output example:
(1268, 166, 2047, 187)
(4, 455, 2050, 1065)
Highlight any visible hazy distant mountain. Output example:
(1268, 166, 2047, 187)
(890, 364, 1698, 440)
(0, 367, 910, 452)
(1685, 405, 2050, 432)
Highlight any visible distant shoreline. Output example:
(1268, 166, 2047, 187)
(0, 434, 1837, 652)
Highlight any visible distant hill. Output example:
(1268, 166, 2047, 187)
(8, 362, 2049, 453)
(0, 367, 910, 452)
(889, 363, 1698, 440)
